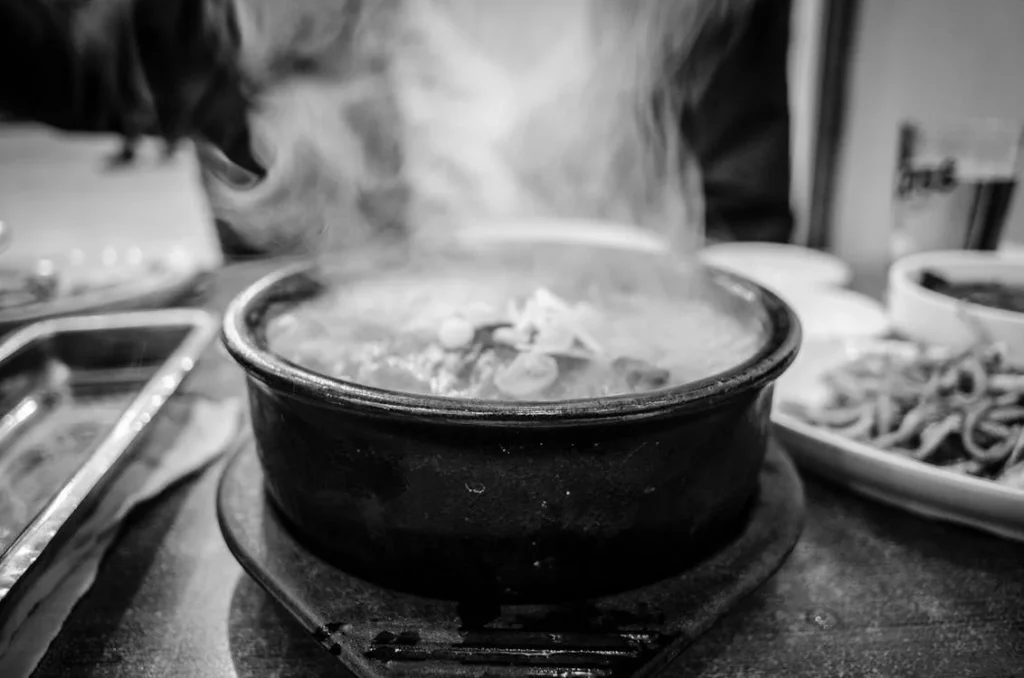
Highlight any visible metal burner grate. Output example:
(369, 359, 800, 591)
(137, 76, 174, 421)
(217, 441, 804, 677)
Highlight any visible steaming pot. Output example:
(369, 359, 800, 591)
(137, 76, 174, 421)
(222, 224, 801, 602)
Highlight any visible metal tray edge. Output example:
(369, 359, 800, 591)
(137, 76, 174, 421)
(0, 308, 220, 603)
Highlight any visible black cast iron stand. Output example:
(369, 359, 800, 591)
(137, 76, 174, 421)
(217, 441, 805, 677)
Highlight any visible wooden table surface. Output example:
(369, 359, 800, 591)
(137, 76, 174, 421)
(28, 263, 1024, 678)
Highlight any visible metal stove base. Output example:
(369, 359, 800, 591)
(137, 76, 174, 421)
(217, 440, 805, 678)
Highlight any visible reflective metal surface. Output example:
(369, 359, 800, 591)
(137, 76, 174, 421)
(0, 309, 218, 618)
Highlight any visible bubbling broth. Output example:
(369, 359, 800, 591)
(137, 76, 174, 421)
(264, 247, 769, 401)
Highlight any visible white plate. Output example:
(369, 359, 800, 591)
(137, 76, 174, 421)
(0, 246, 207, 333)
(774, 287, 890, 341)
(452, 218, 672, 254)
(700, 242, 852, 291)
(772, 338, 1024, 542)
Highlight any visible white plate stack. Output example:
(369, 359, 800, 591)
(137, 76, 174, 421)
(699, 241, 891, 342)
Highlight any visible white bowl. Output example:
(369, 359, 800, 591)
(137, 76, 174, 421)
(888, 250, 1024, 361)
(776, 287, 890, 342)
(700, 242, 852, 292)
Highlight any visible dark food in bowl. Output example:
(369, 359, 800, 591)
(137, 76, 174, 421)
(0, 258, 168, 312)
(921, 269, 1024, 314)
(224, 241, 801, 603)
(0, 266, 59, 310)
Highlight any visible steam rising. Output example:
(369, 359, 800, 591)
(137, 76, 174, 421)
(208, 0, 750, 255)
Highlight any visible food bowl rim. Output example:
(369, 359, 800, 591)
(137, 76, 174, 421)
(889, 250, 1024, 325)
(222, 258, 801, 426)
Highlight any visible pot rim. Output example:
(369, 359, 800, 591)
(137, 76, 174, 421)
(223, 259, 802, 426)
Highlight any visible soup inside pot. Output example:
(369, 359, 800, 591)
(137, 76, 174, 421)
(263, 243, 770, 401)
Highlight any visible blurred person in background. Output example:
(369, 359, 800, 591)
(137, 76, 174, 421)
(0, 0, 794, 256)
(686, 0, 793, 244)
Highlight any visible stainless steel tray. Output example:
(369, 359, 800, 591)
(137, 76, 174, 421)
(0, 309, 218, 619)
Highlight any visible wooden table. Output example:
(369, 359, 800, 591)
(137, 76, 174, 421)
(29, 263, 1024, 678)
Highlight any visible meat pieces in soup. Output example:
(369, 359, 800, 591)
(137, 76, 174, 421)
(265, 275, 763, 401)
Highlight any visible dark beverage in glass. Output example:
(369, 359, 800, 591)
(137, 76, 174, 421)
(892, 120, 1021, 260)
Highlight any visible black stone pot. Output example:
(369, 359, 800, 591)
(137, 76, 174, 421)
(222, 238, 801, 604)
